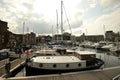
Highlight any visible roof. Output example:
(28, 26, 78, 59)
(76, 51, 96, 55)
(0, 49, 9, 52)
(35, 49, 57, 54)
(66, 49, 96, 55)
(32, 56, 81, 63)
(66, 49, 75, 53)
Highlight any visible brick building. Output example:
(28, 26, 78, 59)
(0, 20, 10, 49)
(23, 32, 36, 45)
(52, 32, 75, 43)
(105, 31, 120, 41)
(76, 33, 104, 42)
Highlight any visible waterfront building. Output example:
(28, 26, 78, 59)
(36, 35, 52, 44)
(23, 32, 36, 45)
(77, 33, 104, 42)
(105, 31, 120, 41)
(52, 32, 76, 43)
(0, 20, 9, 49)
(105, 31, 114, 41)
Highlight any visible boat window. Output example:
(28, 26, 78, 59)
(39, 63, 43, 67)
(66, 64, 69, 68)
(53, 64, 57, 68)
(78, 63, 81, 67)
(46, 57, 50, 59)
(46, 54, 52, 56)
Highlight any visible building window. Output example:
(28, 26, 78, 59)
(78, 63, 81, 67)
(39, 63, 43, 67)
(53, 64, 57, 68)
(66, 64, 69, 68)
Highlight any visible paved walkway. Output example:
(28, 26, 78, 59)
(6, 66, 120, 80)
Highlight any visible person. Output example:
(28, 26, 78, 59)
(24, 50, 29, 59)
(5, 59, 11, 77)
(18, 48, 22, 58)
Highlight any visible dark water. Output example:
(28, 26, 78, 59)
(78, 47, 120, 68)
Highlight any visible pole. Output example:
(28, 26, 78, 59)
(22, 21, 25, 44)
(103, 25, 105, 41)
(52, 25, 53, 37)
(56, 10, 59, 43)
(56, 10, 59, 34)
(61, 0, 63, 41)
(85, 29, 87, 40)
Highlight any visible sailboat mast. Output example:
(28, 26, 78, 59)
(22, 21, 25, 44)
(56, 10, 59, 43)
(61, 0, 63, 41)
(56, 10, 58, 34)
(103, 25, 106, 41)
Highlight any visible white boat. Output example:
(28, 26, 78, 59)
(101, 43, 114, 51)
(110, 45, 120, 54)
(95, 41, 107, 50)
(25, 49, 104, 76)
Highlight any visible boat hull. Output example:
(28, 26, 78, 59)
(116, 50, 120, 54)
(26, 58, 104, 76)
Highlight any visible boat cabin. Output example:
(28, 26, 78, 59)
(34, 49, 60, 56)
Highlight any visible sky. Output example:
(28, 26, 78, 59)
(0, 0, 120, 36)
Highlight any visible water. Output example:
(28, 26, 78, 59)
(77, 47, 120, 68)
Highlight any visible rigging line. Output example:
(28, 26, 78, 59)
(63, 3, 72, 34)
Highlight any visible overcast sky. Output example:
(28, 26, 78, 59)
(0, 0, 120, 36)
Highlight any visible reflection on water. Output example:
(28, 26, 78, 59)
(78, 47, 120, 68)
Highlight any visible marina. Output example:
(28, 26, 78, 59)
(0, 0, 120, 80)
(0, 46, 119, 80)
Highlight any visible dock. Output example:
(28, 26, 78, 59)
(3, 66, 120, 80)
(0, 52, 35, 78)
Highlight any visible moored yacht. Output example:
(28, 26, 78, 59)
(25, 49, 104, 76)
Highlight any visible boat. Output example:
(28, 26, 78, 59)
(95, 41, 106, 51)
(0, 49, 9, 61)
(110, 45, 120, 54)
(101, 43, 114, 51)
(25, 49, 104, 76)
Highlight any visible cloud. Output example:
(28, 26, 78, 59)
(88, 0, 98, 8)
(100, 0, 117, 6)
(0, 0, 119, 36)
(84, 7, 120, 35)
(73, 6, 120, 36)
(95, 8, 120, 26)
